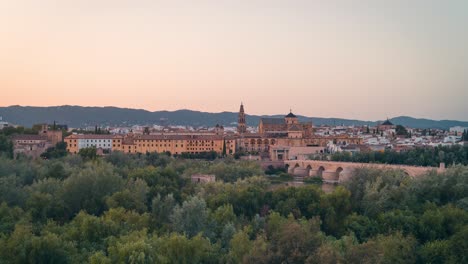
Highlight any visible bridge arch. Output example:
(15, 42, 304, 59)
(283, 160, 441, 182)
(305, 165, 312, 177)
(334, 167, 343, 182)
(293, 163, 300, 174)
(317, 166, 325, 179)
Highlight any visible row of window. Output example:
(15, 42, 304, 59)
(85, 144, 111, 147)
(138, 144, 176, 147)
(136, 139, 182, 143)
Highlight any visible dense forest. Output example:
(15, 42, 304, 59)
(0, 152, 466, 263)
(329, 145, 468, 167)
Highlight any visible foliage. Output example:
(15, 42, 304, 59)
(0, 134, 13, 158)
(0, 154, 466, 263)
(78, 146, 98, 160)
(331, 145, 468, 166)
(395, 124, 408, 136)
(41, 142, 68, 160)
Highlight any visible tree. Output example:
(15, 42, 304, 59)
(375, 232, 418, 264)
(41, 142, 68, 159)
(227, 229, 252, 263)
(106, 178, 149, 213)
(0, 202, 24, 234)
(267, 216, 323, 263)
(422, 129, 428, 136)
(395, 125, 408, 136)
(151, 194, 176, 230)
(78, 146, 97, 160)
(156, 233, 217, 263)
(419, 240, 451, 264)
(0, 135, 13, 158)
(104, 230, 159, 263)
(61, 163, 124, 216)
(319, 186, 352, 236)
(170, 196, 209, 237)
(0, 225, 75, 263)
(222, 139, 227, 157)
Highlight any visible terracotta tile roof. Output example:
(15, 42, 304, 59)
(260, 118, 285, 125)
(288, 124, 302, 131)
(134, 134, 223, 141)
(12, 135, 47, 141)
(65, 134, 115, 140)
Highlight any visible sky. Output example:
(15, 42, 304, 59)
(1, 0, 467, 121)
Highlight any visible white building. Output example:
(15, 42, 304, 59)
(65, 134, 115, 153)
(79, 137, 113, 150)
(0, 117, 9, 129)
(443, 135, 462, 144)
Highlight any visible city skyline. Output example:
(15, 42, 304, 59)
(1, 1, 467, 121)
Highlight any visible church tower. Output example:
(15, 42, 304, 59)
(237, 103, 246, 134)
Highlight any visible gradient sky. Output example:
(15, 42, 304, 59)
(1, 0, 467, 120)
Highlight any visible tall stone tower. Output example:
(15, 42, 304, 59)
(237, 103, 246, 134)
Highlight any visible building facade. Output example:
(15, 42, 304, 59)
(65, 133, 236, 155)
(12, 124, 63, 158)
(12, 135, 50, 158)
(237, 103, 247, 134)
(65, 134, 116, 154)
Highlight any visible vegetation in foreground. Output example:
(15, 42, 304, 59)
(0, 152, 466, 263)
(329, 145, 468, 167)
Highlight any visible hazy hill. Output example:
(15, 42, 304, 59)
(1, 105, 467, 130)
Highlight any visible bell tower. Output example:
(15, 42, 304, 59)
(237, 103, 246, 134)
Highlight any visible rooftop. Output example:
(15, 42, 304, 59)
(260, 118, 285, 125)
(12, 135, 48, 141)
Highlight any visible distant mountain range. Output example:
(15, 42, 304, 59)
(0, 105, 467, 130)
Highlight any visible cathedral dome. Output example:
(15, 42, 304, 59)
(381, 119, 394, 126)
(285, 112, 297, 118)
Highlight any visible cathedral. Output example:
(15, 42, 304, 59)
(258, 111, 313, 138)
(235, 103, 362, 158)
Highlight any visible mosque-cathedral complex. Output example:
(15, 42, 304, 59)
(236, 103, 362, 160)
(64, 103, 362, 160)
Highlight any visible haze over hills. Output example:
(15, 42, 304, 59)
(0, 105, 467, 130)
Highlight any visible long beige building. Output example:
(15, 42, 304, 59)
(65, 132, 236, 155)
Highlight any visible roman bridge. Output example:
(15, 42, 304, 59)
(283, 160, 445, 183)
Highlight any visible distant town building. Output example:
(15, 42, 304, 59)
(270, 146, 325, 161)
(12, 135, 49, 158)
(65, 132, 236, 155)
(64, 134, 115, 154)
(12, 124, 62, 158)
(259, 111, 313, 138)
(236, 104, 362, 160)
(237, 103, 247, 134)
(0, 116, 9, 129)
(450, 126, 468, 134)
(191, 174, 216, 183)
(378, 118, 395, 131)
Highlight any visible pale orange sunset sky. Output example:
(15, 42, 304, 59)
(1, 0, 467, 120)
